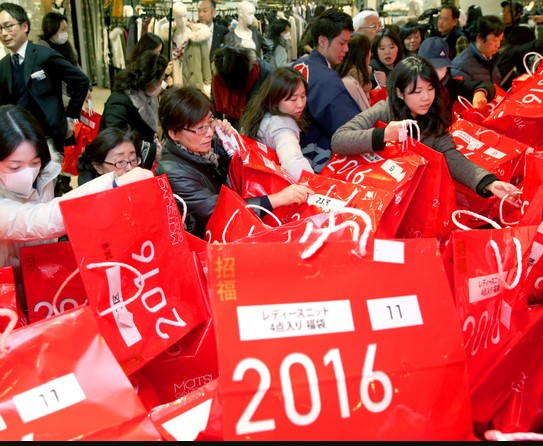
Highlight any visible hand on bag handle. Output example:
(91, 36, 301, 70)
(215, 124, 243, 157)
(499, 190, 527, 226)
(452, 210, 523, 290)
(51, 261, 145, 318)
(399, 120, 420, 152)
(456, 95, 488, 119)
(300, 207, 373, 259)
(0, 308, 18, 352)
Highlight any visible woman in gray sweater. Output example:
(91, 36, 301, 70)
(331, 55, 520, 204)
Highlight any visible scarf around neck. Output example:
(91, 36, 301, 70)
(128, 89, 159, 133)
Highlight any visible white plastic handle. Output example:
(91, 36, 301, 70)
(488, 237, 523, 290)
(0, 308, 18, 352)
(451, 209, 502, 231)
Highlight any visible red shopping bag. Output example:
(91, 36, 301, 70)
(482, 72, 543, 147)
(0, 305, 161, 440)
(443, 211, 537, 392)
(395, 135, 457, 241)
(227, 133, 296, 225)
(141, 318, 219, 405)
(204, 228, 474, 440)
(204, 185, 270, 244)
(321, 140, 427, 238)
(61, 107, 102, 176)
(284, 170, 395, 236)
(469, 305, 543, 437)
(0, 266, 28, 330)
(450, 119, 531, 222)
(59, 175, 210, 375)
(452, 85, 508, 125)
(369, 86, 388, 106)
(19, 241, 87, 323)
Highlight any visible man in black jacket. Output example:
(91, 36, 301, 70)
(198, 0, 228, 58)
(419, 37, 496, 111)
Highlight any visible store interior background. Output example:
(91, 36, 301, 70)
(16, 0, 504, 114)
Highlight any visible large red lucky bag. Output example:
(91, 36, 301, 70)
(482, 70, 543, 148)
(320, 140, 427, 238)
(59, 175, 210, 375)
(204, 211, 474, 440)
(0, 305, 161, 440)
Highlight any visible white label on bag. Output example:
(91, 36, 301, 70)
(0, 414, 5, 431)
(483, 147, 506, 159)
(162, 398, 213, 440)
(237, 300, 354, 341)
(366, 295, 423, 331)
(13, 373, 86, 423)
(468, 272, 501, 303)
(373, 239, 405, 264)
(452, 130, 484, 150)
(105, 265, 143, 347)
(380, 159, 405, 182)
(307, 194, 346, 212)
(500, 299, 512, 330)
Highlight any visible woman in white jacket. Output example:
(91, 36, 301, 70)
(0, 105, 153, 270)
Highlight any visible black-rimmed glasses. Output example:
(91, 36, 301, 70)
(0, 22, 20, 33)
(103, 157, 142, 169)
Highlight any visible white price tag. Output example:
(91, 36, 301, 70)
(380, 159, 405, 182)
(483, 147, 506, 159)
(307, 194, 347, 212)
(468, 272, 501, 303)
(366, 295, 423, 331)
(13, 373, 86, 423)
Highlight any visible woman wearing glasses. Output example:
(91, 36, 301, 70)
(76, 128, 144, 186)
(156, 86, 313, 239)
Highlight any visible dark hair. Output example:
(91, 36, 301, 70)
(127, 32, 164, 66)
(399, 20, 425, 53)
(469, 15, 505, 42)
(267, 18, 290, 51)
(0, 2, 30, 34)
(77, 128, 141, 180)
(211, 45, 257, 91)
(441, 5, 460, 20)
(240, 66, 308, 139)
(199, 0, 217, 8)
(159, 86, 213, 135)
(0, 105, 50, 169)
(371, 27, 403, 65)
(387, 55, 450, 137)
(311, 8, 353, 48)
(38, 12, 78, 66)
(463, 5, 482, 36)
(112, 50, 167, 93)
(335, 33, 372, 88)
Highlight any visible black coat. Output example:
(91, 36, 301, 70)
(0, 41, 89, 154)
(155, 137, 272, 238)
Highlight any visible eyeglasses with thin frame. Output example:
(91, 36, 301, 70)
(183, 114, 217, 135)
(103, 157, 142, 169)
(0, 22, 20, 33)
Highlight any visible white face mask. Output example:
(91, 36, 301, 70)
(52, 31, 68, 45)
(0, 166, 40, 197)
(281, 32, 291, 40)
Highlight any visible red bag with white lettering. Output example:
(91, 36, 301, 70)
(204, 216, 474, 440)
(451, 85, 508, 126)
(321, 138, 427, 238)
(19, 241, 87, 323)
(450, 119, 531, 223)
(482, 70, 543, 147)
(141, 318, 219, 404)
(443, 210, 537, 393)
(284, 170, 394, 236)
(59, 175, 210, 375)
(0, 305, 161, 440)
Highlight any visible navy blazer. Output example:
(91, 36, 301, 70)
(211, 22, 228, 57)
(0, 40, 90, 153)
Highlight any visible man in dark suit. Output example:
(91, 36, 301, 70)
(0, 2, 89, 164)
(197, 0, 228, 58)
